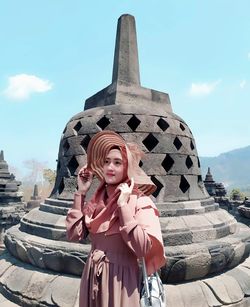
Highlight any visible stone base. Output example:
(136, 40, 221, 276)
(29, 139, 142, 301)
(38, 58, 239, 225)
(1, 251, 250, 307)
(0, 252, 79, 307)
(238, 205, 250, 219)
(166, 255, 250, 307)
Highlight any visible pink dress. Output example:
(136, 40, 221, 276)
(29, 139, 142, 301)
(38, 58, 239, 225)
(66, 193, 165, 307)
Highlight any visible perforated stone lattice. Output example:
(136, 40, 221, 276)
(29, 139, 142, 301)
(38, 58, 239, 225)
(58, 112, 200, 198)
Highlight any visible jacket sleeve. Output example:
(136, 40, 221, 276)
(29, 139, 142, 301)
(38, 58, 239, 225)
(65, 192, 89, 242)
(117, 195, 155, 258)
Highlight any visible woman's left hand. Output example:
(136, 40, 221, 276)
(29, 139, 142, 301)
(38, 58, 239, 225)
(117, 178, 134, 207)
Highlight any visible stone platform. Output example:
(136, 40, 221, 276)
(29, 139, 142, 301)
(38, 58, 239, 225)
(1, 249, 250, 306)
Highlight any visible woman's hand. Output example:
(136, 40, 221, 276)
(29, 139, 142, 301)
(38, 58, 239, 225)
(117, 178, 134, 207)
(77, 165, 93, 195)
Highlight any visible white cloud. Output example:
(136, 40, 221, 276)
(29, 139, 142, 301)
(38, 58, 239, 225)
(240, 80, 246, 89)
(189, 80, 220, 96)
(3, 74, 53, 100)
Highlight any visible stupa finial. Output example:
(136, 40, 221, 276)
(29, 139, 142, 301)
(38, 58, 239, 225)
(33, 184, 39, 198)
(112, 14, 140, 85)
(0, 150, 4, 161)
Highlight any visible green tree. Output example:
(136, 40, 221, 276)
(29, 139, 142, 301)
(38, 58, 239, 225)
(229, 188, 245, 201)
(43, 169, 56, 185)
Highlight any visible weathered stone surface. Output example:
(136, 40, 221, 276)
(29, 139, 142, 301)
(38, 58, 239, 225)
(185, 252, 211, 280)
(227, 267, 250, 296)
(203, 275, 244, 304)
(50, 276, 80, 307)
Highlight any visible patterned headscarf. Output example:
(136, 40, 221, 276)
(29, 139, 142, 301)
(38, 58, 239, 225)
(86, 130, 156, 196)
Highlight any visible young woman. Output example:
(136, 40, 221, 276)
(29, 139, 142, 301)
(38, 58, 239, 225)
(66, 130, 166, 307)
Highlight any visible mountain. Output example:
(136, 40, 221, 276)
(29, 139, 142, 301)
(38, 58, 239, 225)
(200, 145, 250, 189)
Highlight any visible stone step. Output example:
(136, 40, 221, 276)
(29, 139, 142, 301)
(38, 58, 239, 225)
(40, 203, 69, 215)
(5, 225, 90, 276)
(44, 197, 73, 208)
(160, 209, 237, 245)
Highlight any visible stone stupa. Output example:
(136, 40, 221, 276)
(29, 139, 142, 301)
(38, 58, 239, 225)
(0, 150, 26, 252)
(26, 184, 42, 210)
(1, 14, 250, 307)
(204, 167, 227, 197)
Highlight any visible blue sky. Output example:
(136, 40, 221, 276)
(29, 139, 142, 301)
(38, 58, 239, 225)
(0, 1, 249, 178)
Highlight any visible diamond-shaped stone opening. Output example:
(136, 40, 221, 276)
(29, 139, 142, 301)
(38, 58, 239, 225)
(197, 157, 201, 168)
(0, 184, 6, 190)
(161, 154, 174, 172)
(67, 156, 79, 176)
(127, 115, 141, 131)
(151, 176, 163, 198)
(173, 137, 182, 150)
(58, 178, 65, 194)
(157, 118, 169, 131)
(190, 140, 195, 150)
(139, 160, 143, 167)
(142, 133, 159, 152)
(185, 156, 193, 169)
(180, 123, 185, 131)
(197, 175, 203, 183)
(96, 116, 110, 130)
(80, 135, 91, 152)
(73, 121, 82, 133)
(57, 161, 61, 171)
(63, 139, 70, 154)
(179, 175, 190, 193)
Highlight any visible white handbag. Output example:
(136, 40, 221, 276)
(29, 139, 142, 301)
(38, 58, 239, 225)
(140, 258, 165, 307)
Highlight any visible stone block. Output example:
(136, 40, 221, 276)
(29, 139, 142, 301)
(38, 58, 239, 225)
(185, 252, 211, 280)
(203, 275, 244, 304)
(228, 242, 245, 268)
(49, 275, 80, 307)
(226, 267, 250, 296)
(164, 285, 185, 307)
(177, 281, 210, 307)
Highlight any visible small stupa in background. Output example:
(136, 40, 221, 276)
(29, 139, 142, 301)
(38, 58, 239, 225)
(0, 150, 26, 252)
(26, 184, 41, 210)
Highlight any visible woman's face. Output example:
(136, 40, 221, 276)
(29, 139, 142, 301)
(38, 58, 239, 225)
(103, 148, 125, 185)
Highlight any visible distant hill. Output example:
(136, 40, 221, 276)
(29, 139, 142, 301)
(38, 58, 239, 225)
(200, 145, 250, 189)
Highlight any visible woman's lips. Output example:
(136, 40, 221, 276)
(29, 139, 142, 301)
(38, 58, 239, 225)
(106, 172, 115, 176)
